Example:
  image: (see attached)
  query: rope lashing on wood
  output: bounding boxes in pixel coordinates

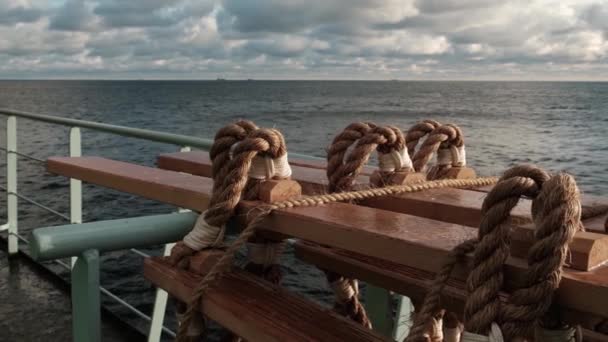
[405,239,478,342]
[326,122,375,193]
[170,120,259,340]
[324,123,413,328]
[405,119,442,158]
[464,165,550,335]
[411,123,467,180]
[499,173,581,341]
[172,125,291,341]
[174,173,497,341]
[444,311,464,342]
[405,165,583,342]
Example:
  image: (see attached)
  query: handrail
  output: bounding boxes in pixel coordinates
[0,108,324,161]
[30,212,197,261]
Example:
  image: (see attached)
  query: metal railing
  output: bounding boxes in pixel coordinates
[0,108,408,341]
[0,108,326,342]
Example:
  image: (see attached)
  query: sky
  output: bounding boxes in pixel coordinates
[0,0,607,80]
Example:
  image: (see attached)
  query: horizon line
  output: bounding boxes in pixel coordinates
[0,78,607,82]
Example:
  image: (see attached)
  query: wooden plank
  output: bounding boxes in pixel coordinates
[144,257,388,342]
[158,151,375,175]
[468,185,608,232]
[47,156,608,317]
[155,153,608,271]
[47,156,213,211]
[157,151,369,194]
[294,242,608,340]
[157,151,606,230]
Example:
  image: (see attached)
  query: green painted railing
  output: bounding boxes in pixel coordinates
[0,108,323,161]
[31,213,197,342]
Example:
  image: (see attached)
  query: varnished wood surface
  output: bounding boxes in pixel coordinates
[48,156,608,317]
[47,156,213,211]
[294,242,608,340]
[144,257,389,342]
[155,153,608,271]
[157,151,369,194]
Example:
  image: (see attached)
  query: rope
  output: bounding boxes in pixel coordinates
[464,165,550,335]
[174,126,289,341]
[412,123,467,180]
[405,239,477,342]
[175,176,498,342]
[405,165,583,342]
[500,173,581,340]
[405,119,441,157]
[326,122,375,193]
[209,120,258,191]
[325,122,416,328]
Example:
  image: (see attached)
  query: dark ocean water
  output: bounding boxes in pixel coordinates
[0,80,607,339]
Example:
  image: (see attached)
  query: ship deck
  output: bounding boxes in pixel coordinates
[0,245,145,342]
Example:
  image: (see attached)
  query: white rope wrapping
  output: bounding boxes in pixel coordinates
[246,242,285,267]
[182,211,225,250]
[176,311,205,337]
[330,278,357,302]
[378,148,413,172]
[443,324,464,342]
[535,326,581,342]
[436,145,466,167]
[248,153,292,180]
[424,317,444,342]
[461,323,504,342]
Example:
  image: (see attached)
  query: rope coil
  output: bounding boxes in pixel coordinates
[405,165,582,342]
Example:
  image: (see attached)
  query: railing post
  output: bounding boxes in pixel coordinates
[392,296,413,341]
[71,249,101,342]
[147,145,191,341]
[365,285,394,336]
[6,116,18,255]
[70,127,82,267]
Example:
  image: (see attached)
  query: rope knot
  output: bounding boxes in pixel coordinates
[406,119,441,157]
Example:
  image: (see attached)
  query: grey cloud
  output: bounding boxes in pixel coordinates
[0,0,607,79]
[94,0,214,28]
[0,5,43,25]
[49,0,96,31]
[414,0,496,14]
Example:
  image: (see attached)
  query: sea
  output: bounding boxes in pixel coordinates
[0,80,607,339]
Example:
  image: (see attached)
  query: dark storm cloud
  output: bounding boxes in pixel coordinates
[0,0,606,79]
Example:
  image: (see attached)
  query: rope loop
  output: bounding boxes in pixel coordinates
[405,119,442,157]
[412,123,465,174]
[407,165,582,342]
[327,122,413,192]
[174,124,290,341]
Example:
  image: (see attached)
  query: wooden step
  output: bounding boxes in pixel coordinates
[46,156,608,317]
[144,256,388,342]
[294,242,608,340]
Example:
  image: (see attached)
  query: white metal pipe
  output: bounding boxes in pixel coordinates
[147,145,191,342]
[70,127,83,268]
[6,116,18,255]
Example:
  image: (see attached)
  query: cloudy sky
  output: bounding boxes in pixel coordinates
[1,0,607,80]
